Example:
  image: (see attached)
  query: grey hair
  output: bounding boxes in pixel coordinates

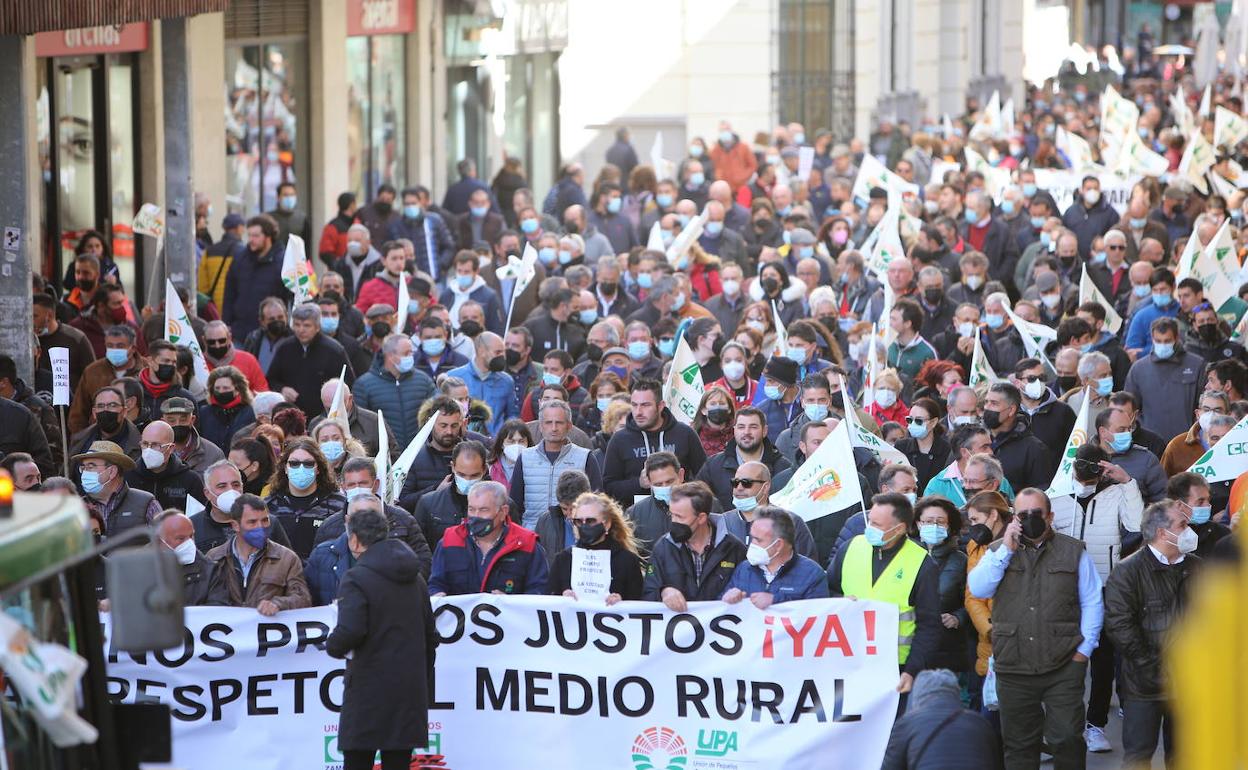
[205,459,241,484]
[347,222,371,238]
[1200,390,1232,413]
[984,291,1010,309]
[205,320,230,336]
[1140,500,1177,543]
[1210,414,1238,431]
[589,321,620,345]
[564,265,593,286]
[439,375,467,395]
[650,274,676,301]
[965,453,1004,485]
[381,333,411,357]
[291,302,321,324]
[538,399,573,422]
[947,385,979,410]
[879,463,917,490]
[105,324,137,343]
[253,391,286,416]
[346,504,389,547]
[1103,228,1127,245]
[347,491,384,516]
[917,265,944,284]
[1077,351,1111,381]
[597,254,620,272]
[467,480,509,509]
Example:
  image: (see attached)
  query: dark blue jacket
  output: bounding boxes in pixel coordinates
[438,284,506,336]
[306,532,353,605]
[428,522,548,595]
[397,443,454,511]
[414,347,469,381]
[196,402,255,454]
[725,553,830,603]
[387,212,457,281]
[352,361,436,448]
[756,396,801,444]
[222,245,292,340]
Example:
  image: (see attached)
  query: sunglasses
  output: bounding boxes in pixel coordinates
[731,478,764,488]
[287,460,316,469]
[904,416,927,425]
[1015,508,1046,518]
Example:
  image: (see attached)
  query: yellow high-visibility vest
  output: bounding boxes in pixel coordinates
[841,534,926,663]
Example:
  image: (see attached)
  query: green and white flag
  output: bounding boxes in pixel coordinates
[770,419,864,523]
[376,410,390,503]
[969,333,997,386]
[1186,412,1248,482]
[839,375,908,466]
[866,202,906,275]
[663,335,704,426]
[164,279,209,388]
[389,411,437,503]
[1004,303,1057,373]
[1079,268,1123,334]
[1215,105,1248,151]
[1177,219,1239,311]
[1179,129,1216,194]
[1045,387,1093,498]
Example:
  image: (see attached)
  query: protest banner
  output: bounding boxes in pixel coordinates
[1186,412,1248,483]
[280,234,318,306]
[850,153,919,204]
[164,279,209,388]
[1030,169,1138,215]
[105,598,900,770]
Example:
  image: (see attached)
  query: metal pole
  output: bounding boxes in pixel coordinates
[59,406,70,478]
[161,17,196,309]
[0,35,36,384]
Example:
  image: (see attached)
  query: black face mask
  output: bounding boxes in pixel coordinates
[206,344,231,360]
[172,425,192,444]
[266,320,287,337]
[706,407,731,426]
[370,322,391,339]
[95,411,120,433]
[817,315,838,330]
[923,287,943,306]
[599,282,618,297]
[1020,511,1048,541]
[710,336,726,356]
[586,343,604,363]
[761,277,780,295]
[669,520,693,543]
[78,279,97,294]
[982,409,1003,430]
[575,522,606,548]
[564,221,580,234]
[1056,375,1078,393]
[460,320,483,338]
[213,390,237,406]
[467,516,495,539]
[375,200,393,215]
[505,348,522,367]
[1199,323,1221,342]
[155,364,176,383]
[488,354,507,373]
[967,523,994,546]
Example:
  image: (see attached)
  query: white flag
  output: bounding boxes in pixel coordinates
[164,279,209,388]
[325,366,349,421]
[862,324,880,406]
[1079,269,1123,334]
[1177,219,1239,310]
[850,153,920,203]
[646,221,665,253]
[663,336,704,426]
[502,243,539,332]
[666,206,708,267]
[838,375,908,466]
[185,495,205,519]
[1056,127,1095,171]
[866,203,905,274]
[1045,387,1093,498]
[1115,123,1170,177]
[396,271,412,337]
[280,234,317,305]
[1003,303,1057,372]
[389,412,439,501]
[1171,86,1196,136]
[1186,412,1248,482]
[1179,130,1216,194]
[132,202,165,239]
[1215,105,1248,150]
[376,410,390,503]
[770,420,864,523]
[969,334,997,386]
[1199,84,1212,118]
[771,300,789,357]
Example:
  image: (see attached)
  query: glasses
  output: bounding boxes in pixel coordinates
[287,460,316,469]
[1015,508,1045,518]
[1073,460,1104,476]
[140,441,173,451]
[731,478,764,488]
[95,404,123,412]
[1106,244,1126,251]
[904,416,927,425]
[1018,374,1043,383]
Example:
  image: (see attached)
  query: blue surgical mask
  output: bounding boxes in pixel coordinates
[984,313,1004,329]
[320,316,339,335]
[454,475,478,495]
[105,348,129,367]
[653,485,672,503]
[677,214,691,228]
[637,273,654,289]
[456,274,474,290]
[1090,251,1107,265]
[579,309,598,325]
[1189,505,1212,525]
[719,130,734,144]
[658,339,677,358]
[320,441,344,461]
[242,526,270,549]
[1080,342,1093,354]
[1096,376,1113,397]
[864,523,894,548]
[965,210,979,225]
[736,493,759,512]
[786,346,807,364]
[421,338,445,357]
[521,218,539,234]
[628,341,651,360]
[542,372,561,386]
[287,465,316,489]
[1133,284,1151,298]
[558,250,573,265]
[397,354,415,373]
[606,197,623,214]
[1023,183,1038,197]
[919,524,948,546]
[538,247,557,264]
[705,221,724,236]
[596,396,612,412]
[656,193,674,208]
[1152,292,1172,308]
[671,292,686,311]
[280,195,297,211]
[470,205,489,218]
[404,204,422,219]
[1000,200,1015,215]
[1108,431,1132,453]
[1152,342,1175,360]
[689,172,705,187]
[763,384,783,401]
[1039,232,1051,248]
[803,403,829,422]
[80,470,104,495]
[908,421,929,439]
[798,245,814,259]
[1029,216,1045,229]
[1129,217,1147,229]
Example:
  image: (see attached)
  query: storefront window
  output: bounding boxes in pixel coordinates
[108,62,137,291]
[225,41,308,216]
[346,35,406,201]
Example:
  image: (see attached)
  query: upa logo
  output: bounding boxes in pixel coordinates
[631,726,688,770]
[695,728,739,757]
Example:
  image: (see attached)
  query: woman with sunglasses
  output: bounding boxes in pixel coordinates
[894,397,951,490]
[548,492,644,604]
[265,436,347,560]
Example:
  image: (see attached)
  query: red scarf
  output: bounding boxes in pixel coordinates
[139,368,174,398]
[213,394,243,411]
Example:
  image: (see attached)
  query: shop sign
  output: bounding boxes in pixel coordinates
[35,23,149,57]
[347,0,415,36]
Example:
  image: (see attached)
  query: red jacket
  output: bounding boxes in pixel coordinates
[317,214,352,264]
[709,376,757,409]
[689,262,722,303]
[867,398,910,427]
[209,349,269,394]
[354,275,402,314]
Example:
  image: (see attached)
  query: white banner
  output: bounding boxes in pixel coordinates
[1031,169,1139,215]
[105,599,899,770]
[663,335,704,425]
[1187,412,1248,483]
[49,347,70,406]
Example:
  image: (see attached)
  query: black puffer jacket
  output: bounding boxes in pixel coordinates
[882,670,1002,770]
[264,489,348,560]
[1103,545,1199,701]
[601,407,707,507]
[991,415,1057,492]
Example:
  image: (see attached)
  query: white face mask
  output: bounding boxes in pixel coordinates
[875,389,898,408]
[722,360,747,381]
[214,489,241,515]
[1166,526,1198,554]
[1040,293,1061,309]
[503,443,524,462]
[170,538,197,566]
[141,447,167,470]
[746,539,777,567]
[1023,379,1046,400]
[344,486,372,502]
[721,279,741,297]
[957,321,976,338]
[1083,189,1101,206]
[964,275,984,290]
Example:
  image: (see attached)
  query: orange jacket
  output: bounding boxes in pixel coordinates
[709,140,758,192]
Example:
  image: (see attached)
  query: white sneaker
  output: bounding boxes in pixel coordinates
[1084,723,1112,753]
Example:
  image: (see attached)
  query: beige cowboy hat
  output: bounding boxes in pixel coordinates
[71,440,136,471]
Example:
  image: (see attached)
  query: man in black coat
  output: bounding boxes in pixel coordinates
[127,420,205,512]
[1011,360,1076,466]
[327,501,438,770]
[983,382,1057,492]
[641,482,746,610]
[266,302,355,419]
[602,380,707,508]
[882,669,1002,769]
[694,407,790,510]
[411,441,490,549]
[1062,176,1120,259]
[0,395,55,478]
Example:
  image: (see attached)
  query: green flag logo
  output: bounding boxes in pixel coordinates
[680,363,700,386]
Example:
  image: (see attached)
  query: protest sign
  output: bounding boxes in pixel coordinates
[850,153,919,204]
[50,347,70,406]
[1187,412,1248,483]
[106,598,900,770]
[133,203,165,239]
[570,548,611,602]
[1030,169,1138,215]
[663,335,704,426]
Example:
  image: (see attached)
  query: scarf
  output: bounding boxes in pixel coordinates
[139,368,174,398]
[447,274,487,329]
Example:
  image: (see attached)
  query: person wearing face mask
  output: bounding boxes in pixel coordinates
[588,182,639,254]
[132,340,193,425]
[429,480,549,596]
[979,382,1056,491]
[961,190,1021,290]
[73,440,161,537]
[947,251,990,310]
[411,438,494,549]
[447,331,517,435]
[265,181,311,248]
[694,407,790,510]
[828,492,941,697]
[196,459,280,552]
[440,249,504,338]
[1125,316,1207,442]
[1166,472,1231,558]
[156,511,216,606]
[205,493,311,614]
[1184,300,1248,366]
[317,192,359,266]
[961,490,1012,699]
[642,480,746,611]
[1010,358,1076,457]
[866,368,909,428]
[385,186,456,283]
[352,334,436,449]
[968,488,1104,768]
[308,457,430,569]
[1124,267,1180,356]
[755,357,803,441]
[70,283,147,360]
[548,490,645,603]
[910,497,968,674]
[126,419,205,512]
[263,438,348,560]
[720,458,815,555]
[708,341,758,408]
[1061,176,1118,259]
[1103,500,1200,767]
[894,398,952,490]
[328,224,383,302]
[722,506,827,608]
[1092,406,1167,504]
[1161,390,1232,476]
[452,188,506,251]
